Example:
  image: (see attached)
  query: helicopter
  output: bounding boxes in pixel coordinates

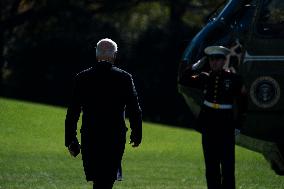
[178,0,284,174]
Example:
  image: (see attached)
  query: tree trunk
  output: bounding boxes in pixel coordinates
[0,29,3,87]
[0,4,4,93]
[168,0,185,35]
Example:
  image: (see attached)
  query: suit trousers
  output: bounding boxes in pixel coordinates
[93,179,115,189]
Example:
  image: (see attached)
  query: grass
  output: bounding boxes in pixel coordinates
[0,97,284,189]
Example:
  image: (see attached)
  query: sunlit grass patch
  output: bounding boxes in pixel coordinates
[0,97,283,189]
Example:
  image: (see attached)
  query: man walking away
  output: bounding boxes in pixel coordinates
[65,38,142,189]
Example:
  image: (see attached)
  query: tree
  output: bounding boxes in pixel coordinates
[1,0,225,125]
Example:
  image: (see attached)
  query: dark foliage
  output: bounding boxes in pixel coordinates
[0,0,223,127]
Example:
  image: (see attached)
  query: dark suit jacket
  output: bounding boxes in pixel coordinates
[65,61,142,181]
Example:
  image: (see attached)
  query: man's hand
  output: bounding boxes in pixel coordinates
[129,140,140,148]
[68,140,81,157]
[130,132,141,148]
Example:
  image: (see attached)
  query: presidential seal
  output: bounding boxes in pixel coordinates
[250,76,280,108]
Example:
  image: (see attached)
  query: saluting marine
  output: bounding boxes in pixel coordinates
[179,46,246,189]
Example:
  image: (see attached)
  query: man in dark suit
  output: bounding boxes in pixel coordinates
[65,38,142,189]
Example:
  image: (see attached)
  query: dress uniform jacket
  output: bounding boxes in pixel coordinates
[65,61,142,182]
[179,66,244,123]
[180,66,244,189]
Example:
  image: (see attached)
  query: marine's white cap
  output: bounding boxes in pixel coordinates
[204,46,231,56]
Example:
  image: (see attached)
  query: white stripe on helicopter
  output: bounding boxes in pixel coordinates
[244,52,284,62]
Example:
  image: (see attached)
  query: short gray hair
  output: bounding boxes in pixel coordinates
[96,38,118,58]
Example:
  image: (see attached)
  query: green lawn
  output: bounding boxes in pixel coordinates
[0,97,283,189]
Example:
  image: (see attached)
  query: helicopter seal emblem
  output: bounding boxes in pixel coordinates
[250,76,280,108]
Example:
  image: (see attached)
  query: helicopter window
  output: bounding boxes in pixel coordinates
[256,0,284,37]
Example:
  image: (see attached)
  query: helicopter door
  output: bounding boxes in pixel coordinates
[243,0,284,111]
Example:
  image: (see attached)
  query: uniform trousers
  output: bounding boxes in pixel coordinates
[199,106,235,189]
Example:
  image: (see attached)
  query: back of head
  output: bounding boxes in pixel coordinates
[96,38,118,62]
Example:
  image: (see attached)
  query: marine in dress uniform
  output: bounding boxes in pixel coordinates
[65,38,142,189]
[180,46,246,189]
